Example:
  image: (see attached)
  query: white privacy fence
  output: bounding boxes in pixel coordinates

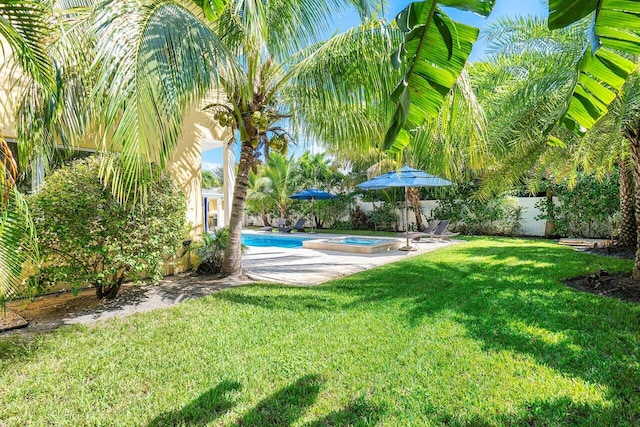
[357,197,549,237]
[245,197,554,237]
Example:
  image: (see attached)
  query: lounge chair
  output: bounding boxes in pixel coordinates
[405,219,440,241]
[281,218,307,233]
[427,220,459,241]
[275,218,290,233]
[410,220,459,241]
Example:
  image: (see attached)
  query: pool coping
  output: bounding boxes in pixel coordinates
[302,236,404,254]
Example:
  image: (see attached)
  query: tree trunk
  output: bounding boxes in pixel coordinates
[618,160,636,248]
[95,276,124,300]
[260,209,270,227]
[626,133,640,282]
[407,187,425,231]
[221,141,255,277]
[544,188,555,238]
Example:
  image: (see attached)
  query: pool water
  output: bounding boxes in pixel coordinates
[338,237,387,246]
[241,234,313,248]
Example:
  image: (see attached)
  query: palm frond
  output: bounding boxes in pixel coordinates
[287,20,401,156]
[0,181,38,308]
[0,0,53,88]
[89,0,236,203]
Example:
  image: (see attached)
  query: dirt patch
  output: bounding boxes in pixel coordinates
[1,273,251,336]
[565,270,640,303]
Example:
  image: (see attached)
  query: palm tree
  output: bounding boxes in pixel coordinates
[0,1,52,306]
[249,152,298,221]
[474,16,638,248]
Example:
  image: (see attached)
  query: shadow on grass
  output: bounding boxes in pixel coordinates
[148,380,241,426]
[304,397,385,426]
[430,396,614,426]
[217,238,640,423]
[236,374,322,426]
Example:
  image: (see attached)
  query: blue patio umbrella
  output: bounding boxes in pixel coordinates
[357,166,452,250]
[289,188,337,232]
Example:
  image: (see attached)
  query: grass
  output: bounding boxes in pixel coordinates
[1,237,639,426]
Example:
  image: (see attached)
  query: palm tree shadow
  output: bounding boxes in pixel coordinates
[304,397,385,426]
[148,380,242,426]
[236,374,323,426]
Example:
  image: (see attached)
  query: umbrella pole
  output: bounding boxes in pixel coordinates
[311,197,316,233]
[399,185,416,251]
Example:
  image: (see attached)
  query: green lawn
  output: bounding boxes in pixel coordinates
[1,238,639,426]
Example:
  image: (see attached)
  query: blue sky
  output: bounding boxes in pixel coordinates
[202,0,547,171]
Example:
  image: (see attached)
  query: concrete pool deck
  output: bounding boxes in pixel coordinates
[242,234,458,285]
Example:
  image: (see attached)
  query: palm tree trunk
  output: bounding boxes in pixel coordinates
[626,133,640,282]
[618,160,636,248]
[221,141,255,277]
[407,187,425,231]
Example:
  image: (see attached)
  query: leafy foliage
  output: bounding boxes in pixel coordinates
[192,227,244,275]
[29,156,187,299]
[367,202,397,232]
[433,183,524,236]
[549,0,640,135]
[349,206,370,230]
[385,0,494,153]
[201,170,221,189]
[535,173,620,239]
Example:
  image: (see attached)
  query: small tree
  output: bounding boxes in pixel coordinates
[29,156,186,299]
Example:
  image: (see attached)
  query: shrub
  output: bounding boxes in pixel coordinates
[349,206,370,230]
[330,220,353,230]
[29,156,187,299]
[433,183,524,236]
[535,173,619,238]
[367,202,397,231]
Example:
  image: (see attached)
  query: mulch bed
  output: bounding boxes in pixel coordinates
[565,269,640,303]
[585,244,635,260]
[562,244,639,303]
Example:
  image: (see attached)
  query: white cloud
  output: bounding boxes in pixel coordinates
[201,162,221,171]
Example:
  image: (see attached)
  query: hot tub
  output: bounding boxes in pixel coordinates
[302,236,404,254]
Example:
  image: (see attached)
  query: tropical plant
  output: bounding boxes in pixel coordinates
[383,0,495,153]
[192,227,244,275]
[367,201,397,231]
[247,152,298,220]
[292,152,344,191]
[548,0,640,135]
[29,156,186,299]
[245,169,274,226]
[535,173,620,239]
[201,170,220,189]
[432,182,524,236]
[0,0,54,306]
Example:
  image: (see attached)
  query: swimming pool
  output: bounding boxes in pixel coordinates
[241,233,315,248]
[302,236,403,254]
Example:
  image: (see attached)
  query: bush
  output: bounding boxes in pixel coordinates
[29,156,187,299]
[433,183,524,236]
[193,228,245,275]
[535,173,619,238]
[367,202,397,231]
[349,206,370,230]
